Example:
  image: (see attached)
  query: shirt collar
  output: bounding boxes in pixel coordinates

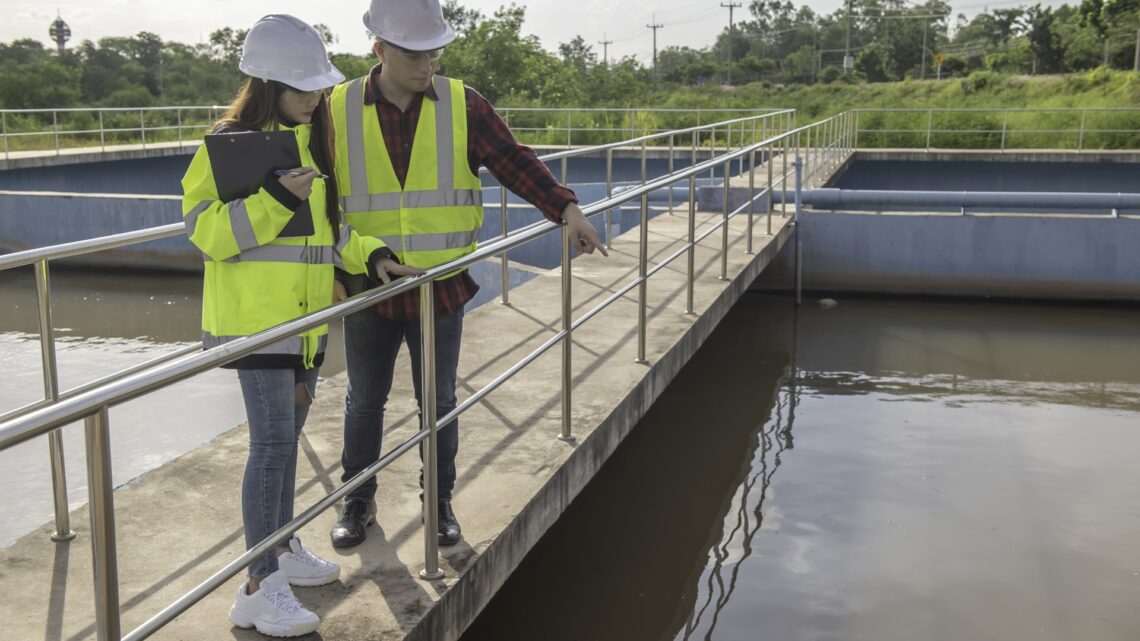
[363,64,439,106]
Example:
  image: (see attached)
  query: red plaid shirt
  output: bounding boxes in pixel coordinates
[362,65,578,320]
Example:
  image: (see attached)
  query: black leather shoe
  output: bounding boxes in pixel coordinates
[330,499,376,548]
[438,499,461,546]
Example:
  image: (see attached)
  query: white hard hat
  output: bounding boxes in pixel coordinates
[239,14,345,91]
[363,0,457,51]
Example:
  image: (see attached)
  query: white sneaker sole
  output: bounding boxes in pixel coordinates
[288,566,341,587]
[229,608,319,638]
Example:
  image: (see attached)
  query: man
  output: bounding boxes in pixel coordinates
[328,0,606,549]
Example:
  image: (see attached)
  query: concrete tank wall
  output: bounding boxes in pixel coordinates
[755,211,1140,301]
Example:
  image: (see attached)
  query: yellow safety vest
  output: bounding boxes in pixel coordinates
[329,74,483,278]
[181,122,385,368]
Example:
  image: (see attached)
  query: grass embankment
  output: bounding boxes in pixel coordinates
[510,69,1140,149]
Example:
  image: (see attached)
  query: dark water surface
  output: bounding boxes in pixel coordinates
[463,293,1140,641]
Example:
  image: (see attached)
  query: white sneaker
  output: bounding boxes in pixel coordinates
[228,569,319,637]
[279,536,341,587]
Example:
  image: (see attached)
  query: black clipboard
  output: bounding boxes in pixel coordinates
[204,130,314,238]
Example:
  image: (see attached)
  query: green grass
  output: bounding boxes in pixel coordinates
[502,68,1140,150]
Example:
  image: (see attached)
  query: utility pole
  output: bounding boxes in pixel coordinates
[647,16,663,81]
[599,33,613,67]
[720,2,742,85]
[921,18,928,79]
[1134,23,1139,71]
[844,0,853,77]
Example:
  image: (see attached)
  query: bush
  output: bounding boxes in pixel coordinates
[818,66,844,84]
[960,70,1000,95]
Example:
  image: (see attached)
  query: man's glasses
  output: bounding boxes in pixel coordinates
[384,42,445,64]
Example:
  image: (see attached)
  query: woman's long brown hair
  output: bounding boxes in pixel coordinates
[212,78,341,243]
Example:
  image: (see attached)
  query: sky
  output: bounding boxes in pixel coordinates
[5,0,1066,64]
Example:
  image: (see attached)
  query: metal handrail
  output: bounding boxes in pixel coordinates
[851,107,1140,151]
[0,113,813,641]
[0,106,781,159]
[0,223,185,272]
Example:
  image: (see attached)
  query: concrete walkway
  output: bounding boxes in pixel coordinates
[0,195,792,640]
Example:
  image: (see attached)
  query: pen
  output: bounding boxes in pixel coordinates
[274,169,329,179]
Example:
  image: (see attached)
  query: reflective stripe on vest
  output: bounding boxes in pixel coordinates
[207,244,336,265]
[377,229,479,253]
[183,200,211,237]
[202,331,329,358]
[340,189,482,213]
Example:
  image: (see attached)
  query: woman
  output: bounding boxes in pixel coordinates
[180,14,419,638]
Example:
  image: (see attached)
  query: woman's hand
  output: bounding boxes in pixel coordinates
[333,279,348,302]
[374,258,426,284]
[277,167,319,200]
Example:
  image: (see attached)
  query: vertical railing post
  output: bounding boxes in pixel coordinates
[499,184,509,305]
[640,139,647,187]
[636,192,649,364]
[140,110,147,148]
[1000,110,1008,152]
[605,147,613,250]
[747,149,755,254]
[767,142,774,235]
[720,160,729,281]
[925,109,933,150]
[854,110,861,150]
[99,110,106,152]
[691,129,697,179]
[177,108,183,147]
[85,406,122,641]
[1076,109,1085,150]
[53,111,60,155]
[794,157,804,307]
[35,260,74,542]
[738,122,746,176]
[418,282,444,581]
[566,110,572,148]
[559,223,574,441]
[782,129,789,218]
[686,174,696,315]
[668,134,675,215]
[2,111,8,160]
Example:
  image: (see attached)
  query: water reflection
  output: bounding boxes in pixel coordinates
[677,380,796,641]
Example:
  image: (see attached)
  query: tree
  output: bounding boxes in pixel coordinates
[312,24,337,46]
[1025,4,1064,73]
[437,5,560,103]
[993,8,1027,45]
[558,36,597,72]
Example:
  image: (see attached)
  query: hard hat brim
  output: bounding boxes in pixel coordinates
[283,67,347,92]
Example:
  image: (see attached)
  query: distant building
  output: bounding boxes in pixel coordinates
[49,15,71,55]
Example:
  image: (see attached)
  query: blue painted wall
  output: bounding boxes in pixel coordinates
[833,160,1140,193]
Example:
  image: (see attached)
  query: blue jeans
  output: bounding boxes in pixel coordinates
[341,304,463,503]
[237,366,319,578]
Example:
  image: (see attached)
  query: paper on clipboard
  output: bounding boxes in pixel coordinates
[203,130,314,237]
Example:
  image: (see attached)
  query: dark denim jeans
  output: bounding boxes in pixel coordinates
[236,366,319,578]
[341,303,463,504]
